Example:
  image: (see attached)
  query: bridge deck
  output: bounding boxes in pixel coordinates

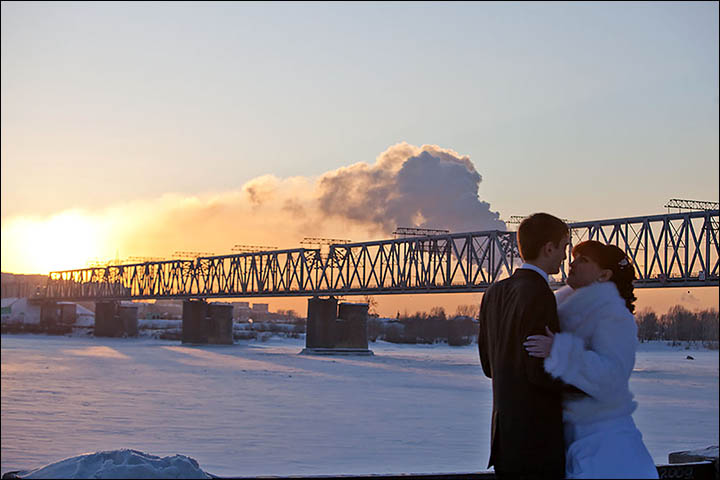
[43,210,719,301]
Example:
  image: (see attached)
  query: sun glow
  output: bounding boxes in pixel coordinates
[1,211,106,274]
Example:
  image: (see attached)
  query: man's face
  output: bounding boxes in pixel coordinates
[546,234,569,275]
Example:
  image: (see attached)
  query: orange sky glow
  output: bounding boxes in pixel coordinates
[2,3,717,317]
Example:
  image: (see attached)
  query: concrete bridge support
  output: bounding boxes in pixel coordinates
[302,297,372,355]
[95,301,119,337]
[37,301,75,334]
[95,301,138,337]
[336,303,369,350]
[118,304,139,337]
[182,300,234,345]
[40,302,74,326]
[207,303,233,345]
[305,297,338,349]
[182,300,209,344]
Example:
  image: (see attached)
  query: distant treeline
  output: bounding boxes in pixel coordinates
[369,306,478,346]
[635,305,719,347]
[366,303,719,348]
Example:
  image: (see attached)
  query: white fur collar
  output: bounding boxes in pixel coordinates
[556,281,625,331]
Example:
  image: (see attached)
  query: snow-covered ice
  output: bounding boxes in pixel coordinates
[1,334,718,477]
[10,449,211,479]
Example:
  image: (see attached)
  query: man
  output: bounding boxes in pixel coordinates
[478,213,573,479]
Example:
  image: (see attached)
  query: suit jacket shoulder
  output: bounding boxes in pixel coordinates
[485,269,554,313]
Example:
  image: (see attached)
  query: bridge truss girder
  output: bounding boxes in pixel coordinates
[45,210,719,301]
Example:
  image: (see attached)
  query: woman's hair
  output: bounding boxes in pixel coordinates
[571,240,637,314]
[518,213,569,261]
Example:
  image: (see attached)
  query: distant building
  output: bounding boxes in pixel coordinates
[1,297,42,324]
[252,303,269,313]
[0,298,95,326]
[1,273,48,299]
[141,300,182,319]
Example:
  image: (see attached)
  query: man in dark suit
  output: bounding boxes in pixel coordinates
[478,213,572,479]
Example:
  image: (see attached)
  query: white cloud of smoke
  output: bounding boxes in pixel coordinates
[317,143,505,234]
[1,142,506,273]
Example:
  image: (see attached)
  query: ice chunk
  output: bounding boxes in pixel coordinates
[18,449,211,479]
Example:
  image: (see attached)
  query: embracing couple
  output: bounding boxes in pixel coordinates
[478,213,658,479]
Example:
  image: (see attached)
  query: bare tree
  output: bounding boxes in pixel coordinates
[363,295,379,316]
[429,306,447,321]
[455,304,479,319]
[635,309,659,342]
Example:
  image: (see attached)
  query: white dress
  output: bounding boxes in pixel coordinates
[544,282,658,479]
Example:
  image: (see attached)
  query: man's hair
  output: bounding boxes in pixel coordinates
[517,213,569,261]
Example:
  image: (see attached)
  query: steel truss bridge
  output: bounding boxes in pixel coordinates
[44,210,719,301]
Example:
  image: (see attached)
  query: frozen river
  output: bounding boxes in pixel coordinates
[1,334,718,477]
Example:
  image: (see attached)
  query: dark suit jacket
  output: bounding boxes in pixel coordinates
[478,268,567,475]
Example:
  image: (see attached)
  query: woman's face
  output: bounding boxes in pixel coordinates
[567,253,608,289]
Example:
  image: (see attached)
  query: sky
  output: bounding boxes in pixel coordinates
[1,1,718,313]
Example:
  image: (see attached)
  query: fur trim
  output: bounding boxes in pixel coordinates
[548,280,640,424]
[544,332,584,379]
[558,281,627,333]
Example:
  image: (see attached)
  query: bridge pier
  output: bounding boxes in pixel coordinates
[118,304,139,337]
[207,303,233,345]
[305,297,337,349]
[36,301,75,334]
[302,297,372,355]
[94,301,118,337]
[182,300,233,345]
[94,301,138,337]
[182,300,208,344]
[336,303,369,350]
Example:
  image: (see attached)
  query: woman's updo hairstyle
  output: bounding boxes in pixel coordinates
[571,240,637,314]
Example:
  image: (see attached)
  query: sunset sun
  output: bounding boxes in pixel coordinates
[2,211,103,274]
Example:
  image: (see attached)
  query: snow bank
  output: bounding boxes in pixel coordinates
[668,445,719,463]
[1,335,717,477]
[15,449,211,479]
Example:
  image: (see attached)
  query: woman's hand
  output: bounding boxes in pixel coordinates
[524,326,555,358]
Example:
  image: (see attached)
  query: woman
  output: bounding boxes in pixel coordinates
[523,240,658,479]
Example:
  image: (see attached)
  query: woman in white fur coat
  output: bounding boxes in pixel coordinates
[524,240,658,479]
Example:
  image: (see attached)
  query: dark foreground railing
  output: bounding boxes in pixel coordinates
[2,461,716,480]
[209,475,493,480]
[204,462,718,480]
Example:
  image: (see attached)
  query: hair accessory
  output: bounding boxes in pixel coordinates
[618,258,630,267]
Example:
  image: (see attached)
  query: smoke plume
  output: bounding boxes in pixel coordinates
[1,142,506,273]
[317,143,505,234]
